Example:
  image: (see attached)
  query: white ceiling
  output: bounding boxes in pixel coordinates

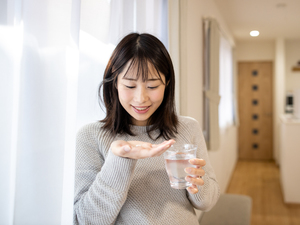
[214,0,300,41]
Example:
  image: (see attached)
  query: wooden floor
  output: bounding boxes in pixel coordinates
[226,160,300,225]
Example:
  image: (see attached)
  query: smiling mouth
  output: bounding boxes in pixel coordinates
[132,106,151,111]
[131,105,151,114]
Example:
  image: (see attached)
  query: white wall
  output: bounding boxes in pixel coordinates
[236,40,275,61]
[177,0,237,193]
[285,39,300,92]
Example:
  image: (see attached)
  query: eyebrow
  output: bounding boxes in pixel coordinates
[122,77,161,81]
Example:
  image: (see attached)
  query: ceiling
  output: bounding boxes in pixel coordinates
[214,0,300,41]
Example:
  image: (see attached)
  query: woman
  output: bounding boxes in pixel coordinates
[73,33,220,224]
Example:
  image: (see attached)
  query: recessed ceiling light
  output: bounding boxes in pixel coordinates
[250,30,259,37]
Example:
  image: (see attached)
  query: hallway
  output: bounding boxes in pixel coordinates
[226,160,300,225]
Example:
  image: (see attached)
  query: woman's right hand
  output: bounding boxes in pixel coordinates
[111,139,175,159]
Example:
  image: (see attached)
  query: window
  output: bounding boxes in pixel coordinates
[203,17,235,150]
[219,34,234,130]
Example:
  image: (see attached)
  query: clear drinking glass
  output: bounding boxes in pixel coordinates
[164,144,197,189]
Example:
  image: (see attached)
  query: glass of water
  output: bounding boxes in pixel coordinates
[164,144,197,189]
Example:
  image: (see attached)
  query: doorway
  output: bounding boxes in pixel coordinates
[238,61,273,160]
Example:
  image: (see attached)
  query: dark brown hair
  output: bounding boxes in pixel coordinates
[99,33,178,140]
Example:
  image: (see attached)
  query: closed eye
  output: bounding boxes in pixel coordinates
[125,85,135,89]
[148,86,159,89]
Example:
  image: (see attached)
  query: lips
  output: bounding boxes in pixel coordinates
[132,105,151,114]
[134,106,149,110]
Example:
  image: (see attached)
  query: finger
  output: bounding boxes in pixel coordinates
[147,139,176,158]
[127,144,164,159]
[189,158,206,167]
[186,185,198,194]
[185,176,204,186]
[184,167,205,177]
[128,141,152,149]
[151,141,170,151]
[152,140,168,147]
[120,140,176,159]
[134,142,152,150]
[152,140,176,155]
[147,145,170,157]
[155,139,176,148]
[165,139,176,146]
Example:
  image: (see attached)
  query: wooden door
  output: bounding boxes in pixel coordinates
[238,61,273,160]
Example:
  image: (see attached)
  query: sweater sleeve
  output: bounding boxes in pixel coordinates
[184,118,220,212]
[73,124,137,225]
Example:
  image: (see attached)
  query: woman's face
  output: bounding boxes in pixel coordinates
[117,62,166,126]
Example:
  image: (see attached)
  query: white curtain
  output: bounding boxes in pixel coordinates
[0,0,168,224]
[219,34,234,131]
[109,0,168,47]
[1,1,81,225]
[203,17,221,151]
[203,18,236,150]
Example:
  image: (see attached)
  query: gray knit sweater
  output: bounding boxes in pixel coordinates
[73,116,220,225]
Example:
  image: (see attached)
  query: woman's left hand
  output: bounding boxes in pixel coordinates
[184,158,206,194]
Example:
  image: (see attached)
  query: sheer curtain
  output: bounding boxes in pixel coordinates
[0,0,168,224]
[219,34,234,131]
[203,17,221,151]
[203,17,235,150]
[1,0,81,224]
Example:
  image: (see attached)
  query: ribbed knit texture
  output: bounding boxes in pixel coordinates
[73,116,220,225]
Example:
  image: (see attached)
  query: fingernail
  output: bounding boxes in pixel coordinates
[123,145,131,152]
[185,176,191,182]
[185,168,191,173]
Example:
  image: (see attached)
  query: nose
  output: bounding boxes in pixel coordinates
[134,86,148,104]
